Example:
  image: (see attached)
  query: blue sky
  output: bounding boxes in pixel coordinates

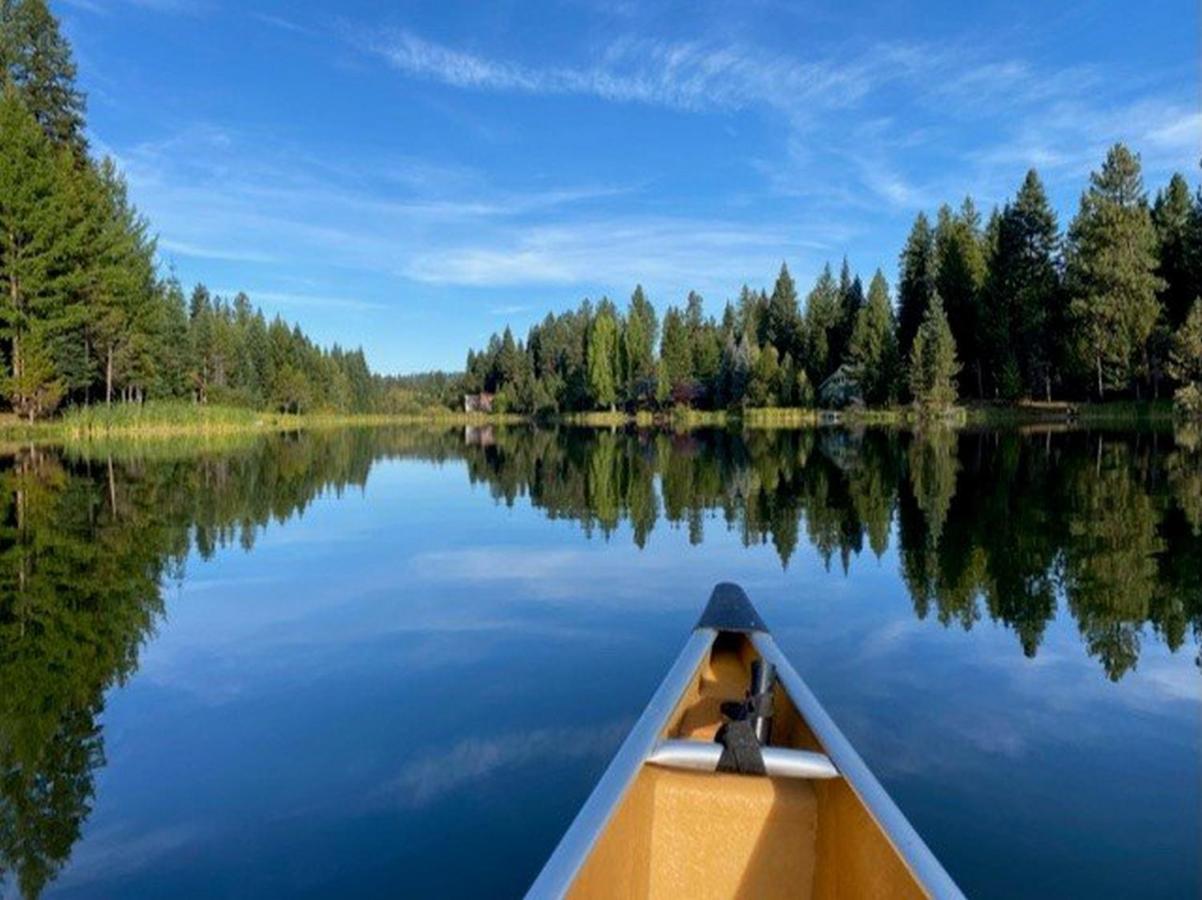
[63,0,1199,374]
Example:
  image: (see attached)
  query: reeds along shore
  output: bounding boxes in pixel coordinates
[0,398,1178,444]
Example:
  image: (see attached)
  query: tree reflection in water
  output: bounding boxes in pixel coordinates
[0,424,1198,896]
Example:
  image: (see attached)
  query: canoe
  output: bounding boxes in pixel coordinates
[527,583,965,899]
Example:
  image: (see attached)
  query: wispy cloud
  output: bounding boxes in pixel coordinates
[158,238,279,265]
[375,721,629,808]
[250,12,315,36]
[365,29,873,118]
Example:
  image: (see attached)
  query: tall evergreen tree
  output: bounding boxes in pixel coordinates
[832,257,863,374]
[762,263,801,359]
[908,295,960,411]
[934,198,987,397]
[587,303,618,410]
[658,306,691,402]
[982,171,1061,399]
[897,212,936,362]
[0,88,81,419]
[621,284,657,402]
[1151,172,1197,329]
[848,270,899,406]
[803,263,842,382]
[1066,144,1164,399]
[0,0,87,154]
[80,158,156,404]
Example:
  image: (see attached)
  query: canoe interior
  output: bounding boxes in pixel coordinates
[568,632,927,899]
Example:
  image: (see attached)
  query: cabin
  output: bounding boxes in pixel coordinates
[817,364,863,410]
[463,392,495,413]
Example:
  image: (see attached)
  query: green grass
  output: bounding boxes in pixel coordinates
[0,401,525,441]
[741,407,818,428]
[0,397,1180,444]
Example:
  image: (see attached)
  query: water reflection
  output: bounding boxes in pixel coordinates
[453,425,1200,683]
[0,424,1198,896]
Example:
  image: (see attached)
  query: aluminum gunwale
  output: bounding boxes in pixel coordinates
[752,631,967,900]
[524,628,717,900]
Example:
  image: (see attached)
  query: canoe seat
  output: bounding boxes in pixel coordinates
[568,766,818,900]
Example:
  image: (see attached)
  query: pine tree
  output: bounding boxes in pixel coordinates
[934,198,987,397]
[81,158,156,404]
[897,212,936,360]
[803,263,841,382]
[832,257,863,374]
[908,295,960,411]
[0,88,81,419]
[735,284,764,342]
[982,172,1061,400]
[0,0,87,155]
[658,306,691,403]
[762,263,801,360]
[587,303,618,410]
[621,284,657,402]
[848,270,898,406]
[1066,144,1164,399]
[1152,173,1196,329]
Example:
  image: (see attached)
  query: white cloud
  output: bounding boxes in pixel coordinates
[365,29,873,118]
[376,720,630,807]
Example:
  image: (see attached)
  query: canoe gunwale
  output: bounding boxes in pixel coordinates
[752,632,966,900]
[525,627,718,900]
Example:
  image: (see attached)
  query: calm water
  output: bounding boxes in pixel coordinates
[0,425,1198,899]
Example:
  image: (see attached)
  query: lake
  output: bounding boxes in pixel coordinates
[0,424,1198,899]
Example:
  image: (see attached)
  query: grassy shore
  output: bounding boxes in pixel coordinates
[0,398,1181,443]
[0,401,523,441]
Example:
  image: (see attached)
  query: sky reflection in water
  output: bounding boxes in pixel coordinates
[0,426,1197,899]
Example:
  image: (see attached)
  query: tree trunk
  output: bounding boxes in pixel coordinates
[1096,356,1104,401]
[106,344,114,406]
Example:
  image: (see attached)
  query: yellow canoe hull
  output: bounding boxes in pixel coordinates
[529,585,963,899]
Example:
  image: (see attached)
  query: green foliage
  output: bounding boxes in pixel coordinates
[747,343,780,407]
[897,212,936,360]
[983,171,1062,400]
[848,271,898,406]
[0,16,380,422]
[935,198,987,396]
[762,263,801,359]
[1168,298,1202,418]
[908,295,960,411]
[0,0,86,155]
[803,263,841,382]
[658,305,691,400]
[1066,144,1164,399]
[1152,173,1198,328]
[621,284,657,403]
[587,302,618,409]
[0,88,80,420]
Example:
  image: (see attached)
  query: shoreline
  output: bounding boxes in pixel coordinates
[0,399,1179,442]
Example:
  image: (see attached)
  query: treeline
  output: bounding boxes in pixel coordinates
[0,1,378,420]
[464,149,1202,416]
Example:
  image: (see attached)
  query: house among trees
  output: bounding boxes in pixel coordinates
[463,392,495,413]
[818,364,863,409]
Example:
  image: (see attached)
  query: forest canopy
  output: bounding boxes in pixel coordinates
[2,1,1199,422]
[464,153,1202,417]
